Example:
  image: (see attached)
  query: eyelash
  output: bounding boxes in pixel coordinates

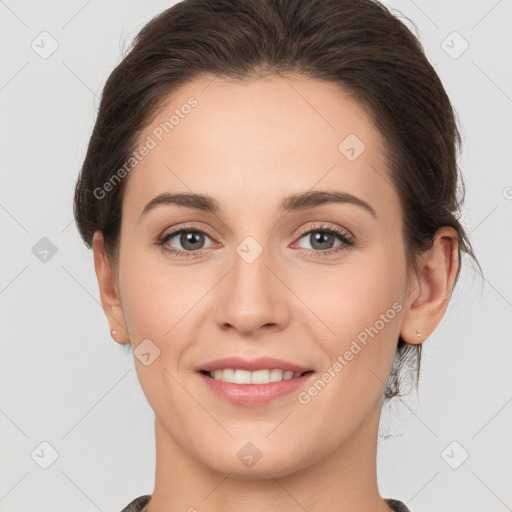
[156,223,355,259]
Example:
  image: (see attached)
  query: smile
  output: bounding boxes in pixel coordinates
[197,369,315,406]
[201,368,313,384]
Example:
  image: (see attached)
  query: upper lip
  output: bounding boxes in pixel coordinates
[196,356,313,374]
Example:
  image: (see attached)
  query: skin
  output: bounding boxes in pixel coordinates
[92,74,459,512]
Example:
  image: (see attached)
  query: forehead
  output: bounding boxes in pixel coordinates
[123,74,396,223]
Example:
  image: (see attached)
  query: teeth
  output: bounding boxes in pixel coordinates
[209,368,304,384]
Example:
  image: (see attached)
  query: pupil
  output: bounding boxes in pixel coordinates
[182,231,203,250]
[312,232,333,250]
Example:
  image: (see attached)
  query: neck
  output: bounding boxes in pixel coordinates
[145,401,392,512]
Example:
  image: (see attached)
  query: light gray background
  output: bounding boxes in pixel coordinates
[1,1,511,511]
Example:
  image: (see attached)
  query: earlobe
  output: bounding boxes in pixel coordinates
[92,231,130,344]
[400,226,460,345]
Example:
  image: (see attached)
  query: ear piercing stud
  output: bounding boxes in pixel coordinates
[416,330,422,337]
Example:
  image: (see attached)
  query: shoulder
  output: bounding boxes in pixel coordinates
[119,495,151,512]
[385,498,412,512]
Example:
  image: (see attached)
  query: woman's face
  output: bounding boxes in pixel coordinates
[109,74,418,477]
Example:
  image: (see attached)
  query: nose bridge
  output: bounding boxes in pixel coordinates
[215,233,288,333]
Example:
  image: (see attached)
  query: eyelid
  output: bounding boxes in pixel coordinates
[160,222,218,241]
[295,222,353,240]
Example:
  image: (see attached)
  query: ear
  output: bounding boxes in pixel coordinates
[400,226,460,345]
[92,231,130,344]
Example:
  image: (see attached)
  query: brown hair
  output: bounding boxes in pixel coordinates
[73,0,481,401]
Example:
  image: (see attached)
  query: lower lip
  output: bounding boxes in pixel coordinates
[197,371,315,406]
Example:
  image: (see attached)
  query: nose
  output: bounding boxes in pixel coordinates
[214,249,290,336]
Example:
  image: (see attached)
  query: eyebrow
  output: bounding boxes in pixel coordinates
[139,190,377,221]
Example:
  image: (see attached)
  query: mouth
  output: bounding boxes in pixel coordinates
[194,356,316,405]
[199,368,315,384]
[197,368,316,406]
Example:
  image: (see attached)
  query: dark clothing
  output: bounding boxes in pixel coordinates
[121,494,411,511]
[120,495,150,512]
[385,498,412,511]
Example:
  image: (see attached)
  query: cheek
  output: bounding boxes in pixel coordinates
[303,240,407,388]
[117,250,169,349]
[315,249,405,335]
[313,275,403,373]
[296,261,405,438]
[117,250,221,407]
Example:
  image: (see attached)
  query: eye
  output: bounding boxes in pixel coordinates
[293,224,354,257]
[157,224,216,258]
[156,222,355,259]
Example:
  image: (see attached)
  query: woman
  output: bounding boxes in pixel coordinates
[73,0,480,510]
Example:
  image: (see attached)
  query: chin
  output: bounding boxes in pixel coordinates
[196,439,315,480]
